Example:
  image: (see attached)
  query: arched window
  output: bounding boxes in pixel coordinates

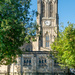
[42,2,45,17]
[39,58,46,66]
[28,48,30,51]
[26,45,32,51]
[29,59,31,65]
[50,2,53,17]
[24,58,31,66]
[46,35,49,47]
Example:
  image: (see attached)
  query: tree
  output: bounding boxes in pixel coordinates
[51,23,75,69]
[0,0,38,65]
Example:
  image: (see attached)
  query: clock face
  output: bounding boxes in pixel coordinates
[45,21,50,26]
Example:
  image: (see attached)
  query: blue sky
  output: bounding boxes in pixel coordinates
[30,0,75,29]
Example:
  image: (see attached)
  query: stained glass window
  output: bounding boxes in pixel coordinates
[46,35,49,47]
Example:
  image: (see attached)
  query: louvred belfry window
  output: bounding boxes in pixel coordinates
[50,2,53,17]
[42,1,45,17]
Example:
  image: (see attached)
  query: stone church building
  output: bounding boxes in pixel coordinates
[0,0,66,74]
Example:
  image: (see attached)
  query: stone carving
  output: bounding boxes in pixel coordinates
[38,0,41,3]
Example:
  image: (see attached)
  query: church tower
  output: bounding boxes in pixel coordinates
[37,0,59,51]
[0,0,67,73]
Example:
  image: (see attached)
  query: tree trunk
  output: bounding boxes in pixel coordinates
[7,64,10,75]
[68,68,70,75]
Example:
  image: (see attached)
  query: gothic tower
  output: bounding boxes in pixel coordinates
[37,0,59,51]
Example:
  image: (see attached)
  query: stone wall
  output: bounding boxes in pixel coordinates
[0,52,66,73]
[22,53,53,73]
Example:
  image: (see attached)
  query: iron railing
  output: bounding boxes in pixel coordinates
[0,72,74,75]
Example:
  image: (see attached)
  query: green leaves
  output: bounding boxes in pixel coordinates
[0,0,27,65]
[51,23,75,69]
[0,0,38,65]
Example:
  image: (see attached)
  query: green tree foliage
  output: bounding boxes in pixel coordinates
[51,23,75,69]
[0,0,38,65]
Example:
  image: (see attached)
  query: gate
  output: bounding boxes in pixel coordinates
[0,72,74,75]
